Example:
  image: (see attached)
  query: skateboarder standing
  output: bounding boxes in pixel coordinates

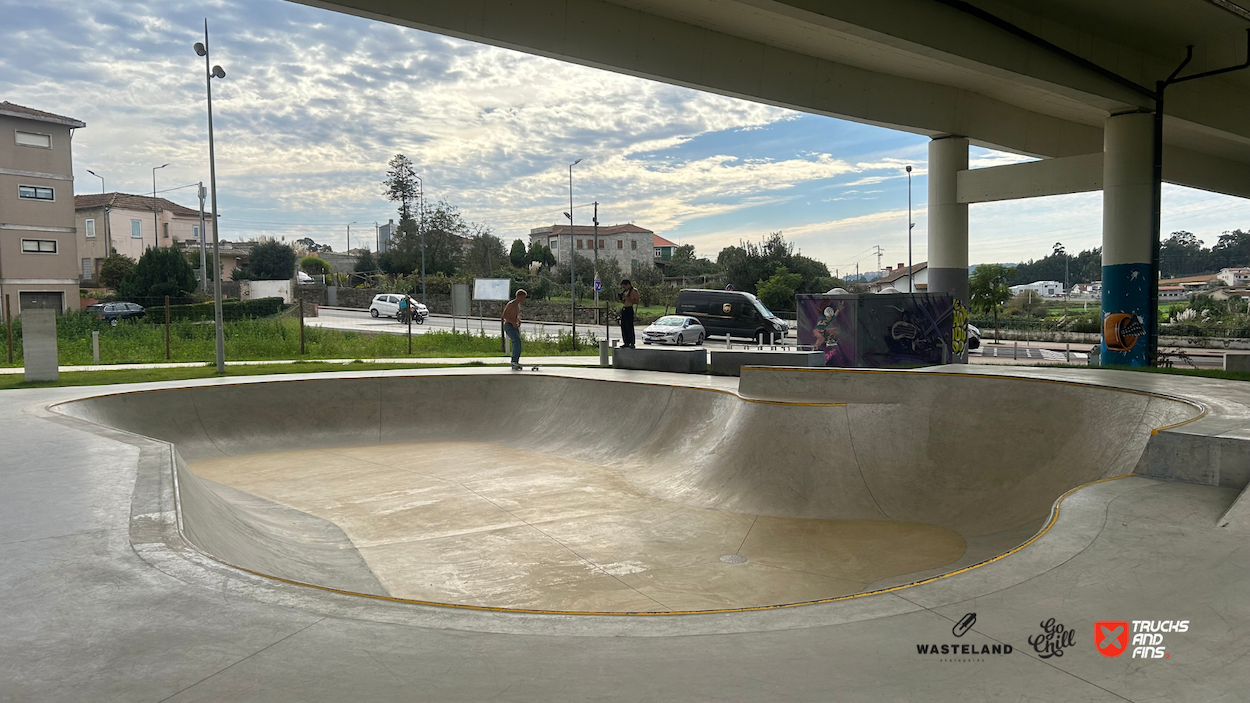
[502,289,527,370]
[619,279,640,348]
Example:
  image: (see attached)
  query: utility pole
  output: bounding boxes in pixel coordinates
[592,201,599,319]
[197,182,208,292]
[874,245,883,277]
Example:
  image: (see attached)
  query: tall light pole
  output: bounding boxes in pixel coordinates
[152,163,169,250]
[86,169,110,254]
[414,175,426,303]
[566,159,581,348]
[906,164,914,293]
[194,20,227,374]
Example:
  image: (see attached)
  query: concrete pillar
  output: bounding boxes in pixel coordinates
[1100,112,1154,367]
[927,136,970,363]
[927,136,969,303]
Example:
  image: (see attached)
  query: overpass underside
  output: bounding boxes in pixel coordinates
[293,0,1250,365]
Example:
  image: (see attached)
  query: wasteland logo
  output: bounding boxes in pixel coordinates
[916,613,1013,661]
[1027,618,1076,658]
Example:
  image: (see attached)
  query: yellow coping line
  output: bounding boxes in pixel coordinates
[54,366,1198,617]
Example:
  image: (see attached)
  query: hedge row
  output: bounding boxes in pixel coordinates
[159,297,287,323]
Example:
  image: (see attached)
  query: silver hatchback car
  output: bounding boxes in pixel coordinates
[642,315,706,346]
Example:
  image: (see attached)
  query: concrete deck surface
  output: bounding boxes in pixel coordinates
[4,365,1250,701]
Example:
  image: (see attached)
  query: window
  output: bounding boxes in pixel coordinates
[21,239,57,253]
[131,220,142,238]
[163,223,169,239]
[192,225,200,240]
[18,185,54,201]
[81,258,92,278]
[631,240,638,250]
[617,240,623,249]
[15,131,51,148]
[654,247,662,257]
[598,239,604,248]
[85,219,96,238]
[576,239,583,249]
[550,239,557,249]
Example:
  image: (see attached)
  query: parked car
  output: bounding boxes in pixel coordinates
[967,323,982,350]
[642,315,706,346]
[674,289,788,342]
[369,294,406,318]
[88,302,146,326]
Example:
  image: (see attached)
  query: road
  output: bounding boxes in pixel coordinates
[308,307,796,346]
[308,309,1227,369]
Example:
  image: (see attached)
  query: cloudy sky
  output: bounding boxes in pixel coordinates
[3,0,1248,275]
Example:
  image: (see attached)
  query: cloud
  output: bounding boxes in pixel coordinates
[2,0,1245,266]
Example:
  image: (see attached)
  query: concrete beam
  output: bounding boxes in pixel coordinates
[958,152,1103,203]
[1162,145,1250,200]
[957,145,1250,203]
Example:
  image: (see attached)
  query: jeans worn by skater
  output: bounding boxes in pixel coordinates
[621,306,635,347]
[504,322,522,364]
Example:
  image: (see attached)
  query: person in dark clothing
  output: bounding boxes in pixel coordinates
[619,279,639,348]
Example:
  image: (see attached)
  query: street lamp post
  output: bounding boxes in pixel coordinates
[906,164,914,293]
[566,159,581,348]
[152,163,169,250]
[86,169,110,254]
[194,20,227,374]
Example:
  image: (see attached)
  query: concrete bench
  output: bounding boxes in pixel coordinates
[613,346,707,374]
[709,349,825,376]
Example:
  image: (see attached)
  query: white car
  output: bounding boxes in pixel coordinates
[967,323,982,350]
[369,293,406,318]
[642,315,706,346]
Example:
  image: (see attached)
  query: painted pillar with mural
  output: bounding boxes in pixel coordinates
[1100,112,1153,366]
[927,136,970,363]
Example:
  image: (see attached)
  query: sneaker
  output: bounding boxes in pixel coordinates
[511,363,522,370]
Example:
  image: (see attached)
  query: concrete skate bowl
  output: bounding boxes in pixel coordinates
[53,369,1200,614]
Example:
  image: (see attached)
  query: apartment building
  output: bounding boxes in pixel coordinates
[529,223,655,270]
[0,101,86,312]
[74,192,207,284]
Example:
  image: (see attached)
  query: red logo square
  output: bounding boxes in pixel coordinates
[1096,621,1129,658]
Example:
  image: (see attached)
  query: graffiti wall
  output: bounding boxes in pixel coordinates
[797,293,964,367]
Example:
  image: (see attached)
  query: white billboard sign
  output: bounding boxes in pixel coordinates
[473,278,511,301]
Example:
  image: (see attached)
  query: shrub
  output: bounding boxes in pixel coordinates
[301,256,330,275]
[119,247,197,302]
[248,240,298,280]
[99,253,137,291]
[162,297,287,322]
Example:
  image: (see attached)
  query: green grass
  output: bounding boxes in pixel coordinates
[0,314,597,367]
[0,360,534,391]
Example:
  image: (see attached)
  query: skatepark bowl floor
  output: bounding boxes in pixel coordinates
[52,370,1200,614]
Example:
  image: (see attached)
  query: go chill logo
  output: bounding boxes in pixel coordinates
[1096,620,1189,659]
